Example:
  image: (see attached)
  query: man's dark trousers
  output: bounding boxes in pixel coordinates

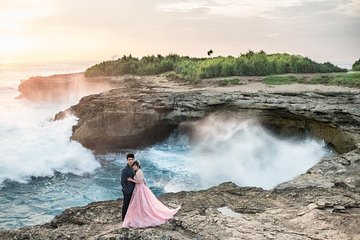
[121,164,135,220]
[122,191,133,221]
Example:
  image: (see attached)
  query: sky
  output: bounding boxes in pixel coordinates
[0,0,359,65]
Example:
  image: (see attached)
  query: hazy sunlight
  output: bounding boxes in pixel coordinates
[0,0,358,63]
[0,35,30,56]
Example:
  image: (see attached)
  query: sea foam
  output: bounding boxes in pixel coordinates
[140,115,333,191]
[0,116,100,186]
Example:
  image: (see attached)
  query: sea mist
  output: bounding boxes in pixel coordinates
[139,114,334,191]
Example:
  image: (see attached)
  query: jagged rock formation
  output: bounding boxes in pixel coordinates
[17,73,119,102]
[54,75,360,154]
[2,73,359,239]
[1,176,359,239]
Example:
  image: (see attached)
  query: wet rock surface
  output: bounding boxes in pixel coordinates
[2,74,360,239]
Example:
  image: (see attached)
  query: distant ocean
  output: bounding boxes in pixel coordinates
[334,62,353,70]
[0,62,335,229]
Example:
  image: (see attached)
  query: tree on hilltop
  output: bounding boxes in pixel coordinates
[352,58,360,71]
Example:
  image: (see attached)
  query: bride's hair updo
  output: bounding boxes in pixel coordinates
[132,161,141,169]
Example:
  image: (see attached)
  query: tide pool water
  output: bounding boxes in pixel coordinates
[0,63,334,229]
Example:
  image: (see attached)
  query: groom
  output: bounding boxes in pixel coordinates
[121,153,135,221]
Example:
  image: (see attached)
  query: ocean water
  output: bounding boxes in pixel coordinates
[0,63,334,229]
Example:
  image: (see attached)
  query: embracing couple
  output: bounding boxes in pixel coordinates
[121,153,180,228]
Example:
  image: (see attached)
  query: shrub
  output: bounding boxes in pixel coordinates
[352,58,360,71]
[85,52,346,82]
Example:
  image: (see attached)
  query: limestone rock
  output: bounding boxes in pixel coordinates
[4,74,360,239]
[17,73,120,102]
[1,182,359,240]
[54,75,360,154]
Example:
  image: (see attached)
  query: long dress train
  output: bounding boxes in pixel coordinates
[122,170,180,228]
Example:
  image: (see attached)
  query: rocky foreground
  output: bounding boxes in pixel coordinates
[4,73,360,239]
[1,170,360,239]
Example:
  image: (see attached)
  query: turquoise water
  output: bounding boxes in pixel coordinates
[0,63,334,229]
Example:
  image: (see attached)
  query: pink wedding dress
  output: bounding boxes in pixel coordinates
[122,169,180,228]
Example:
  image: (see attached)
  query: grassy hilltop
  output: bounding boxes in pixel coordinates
[85,51,360,88]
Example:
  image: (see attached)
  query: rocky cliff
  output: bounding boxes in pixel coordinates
[55,75,360,154]
[17,73,119,102]
[2,74,360,239]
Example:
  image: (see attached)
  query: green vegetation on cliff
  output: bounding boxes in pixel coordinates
[85,51,346,81]
[352,58,360,71]
[263,72,360,88]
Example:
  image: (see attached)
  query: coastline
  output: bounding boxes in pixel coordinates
[2,72,360,239]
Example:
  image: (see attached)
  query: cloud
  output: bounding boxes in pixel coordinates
[158,0,210,12]
[0,0,358,63]
[337,0,360,18]
[0,0,54,33]
[266,33,280,38]
[158,0,349,18]
[0,0,54,17]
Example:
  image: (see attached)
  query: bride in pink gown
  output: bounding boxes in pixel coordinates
[122,161,181,228]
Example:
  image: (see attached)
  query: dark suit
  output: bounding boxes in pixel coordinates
[121,164,135,220]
